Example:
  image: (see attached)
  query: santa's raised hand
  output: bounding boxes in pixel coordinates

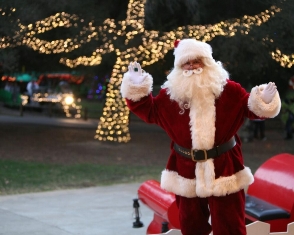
[258,82,277,104]
[128,61,145,84]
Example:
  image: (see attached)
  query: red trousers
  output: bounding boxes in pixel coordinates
[175,190,246,235]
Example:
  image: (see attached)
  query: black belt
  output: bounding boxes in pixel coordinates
[173,137,236,162]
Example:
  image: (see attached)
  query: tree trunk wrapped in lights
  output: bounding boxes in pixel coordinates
[94,56,131,143]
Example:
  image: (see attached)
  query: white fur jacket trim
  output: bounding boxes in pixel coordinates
[120,71,153,102]
[248,84,281,118]
[161,165,254,198]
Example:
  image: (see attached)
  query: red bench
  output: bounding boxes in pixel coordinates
[245,153,294,232]
[138,180,180,234]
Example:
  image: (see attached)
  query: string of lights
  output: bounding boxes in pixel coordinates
[1,0,293,143]
[271,49,294,68]
[0,11,98,54]
[58,4,287,68]
[1,2,292,66]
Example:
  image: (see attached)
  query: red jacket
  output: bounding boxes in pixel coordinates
[122,75,281,198]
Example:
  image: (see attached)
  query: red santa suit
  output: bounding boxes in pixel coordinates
[120,39,281,235]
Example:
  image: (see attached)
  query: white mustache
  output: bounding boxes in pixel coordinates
[182,68,203,77]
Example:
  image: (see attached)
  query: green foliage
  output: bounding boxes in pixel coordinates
[145,0,271,29]
[145,0,200,30]
[197,0,272,24]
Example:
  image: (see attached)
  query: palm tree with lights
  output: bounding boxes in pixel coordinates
[60,0,287,143]
[1,0,293,142]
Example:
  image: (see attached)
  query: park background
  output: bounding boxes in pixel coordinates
[0,0,294,195]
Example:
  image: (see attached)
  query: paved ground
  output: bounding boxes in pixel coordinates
[0,104,293,235]
[0,183,153,235]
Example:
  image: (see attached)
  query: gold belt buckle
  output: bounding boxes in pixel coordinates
[191,149,208,162]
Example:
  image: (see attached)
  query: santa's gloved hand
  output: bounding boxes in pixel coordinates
[258,82,277,104]
[128,62,145,84]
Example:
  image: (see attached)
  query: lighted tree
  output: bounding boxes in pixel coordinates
[1,0,293,142]
[59,0,292,143]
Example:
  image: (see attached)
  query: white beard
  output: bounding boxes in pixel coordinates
[162,63,228,149]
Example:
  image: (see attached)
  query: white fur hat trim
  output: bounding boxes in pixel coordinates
[174,39,213,68]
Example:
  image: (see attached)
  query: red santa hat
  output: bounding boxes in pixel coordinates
[173,39,213,68]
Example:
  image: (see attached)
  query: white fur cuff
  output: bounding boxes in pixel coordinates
[161,170,197,198]
[120,71,153,102]
[248,84,281,118]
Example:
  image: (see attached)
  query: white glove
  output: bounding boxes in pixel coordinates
[258,82,277,104]
[128,62,145,84]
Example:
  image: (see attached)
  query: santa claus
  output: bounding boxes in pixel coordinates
[120,39,281,235]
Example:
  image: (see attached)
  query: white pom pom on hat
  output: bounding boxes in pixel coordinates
[173,39,213,68]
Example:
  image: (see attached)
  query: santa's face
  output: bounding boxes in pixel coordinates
[181,59,204,77]
[162,57,228,110]
[181,59,204,71]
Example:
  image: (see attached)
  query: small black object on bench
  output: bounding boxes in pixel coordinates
[245,194,290,221]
